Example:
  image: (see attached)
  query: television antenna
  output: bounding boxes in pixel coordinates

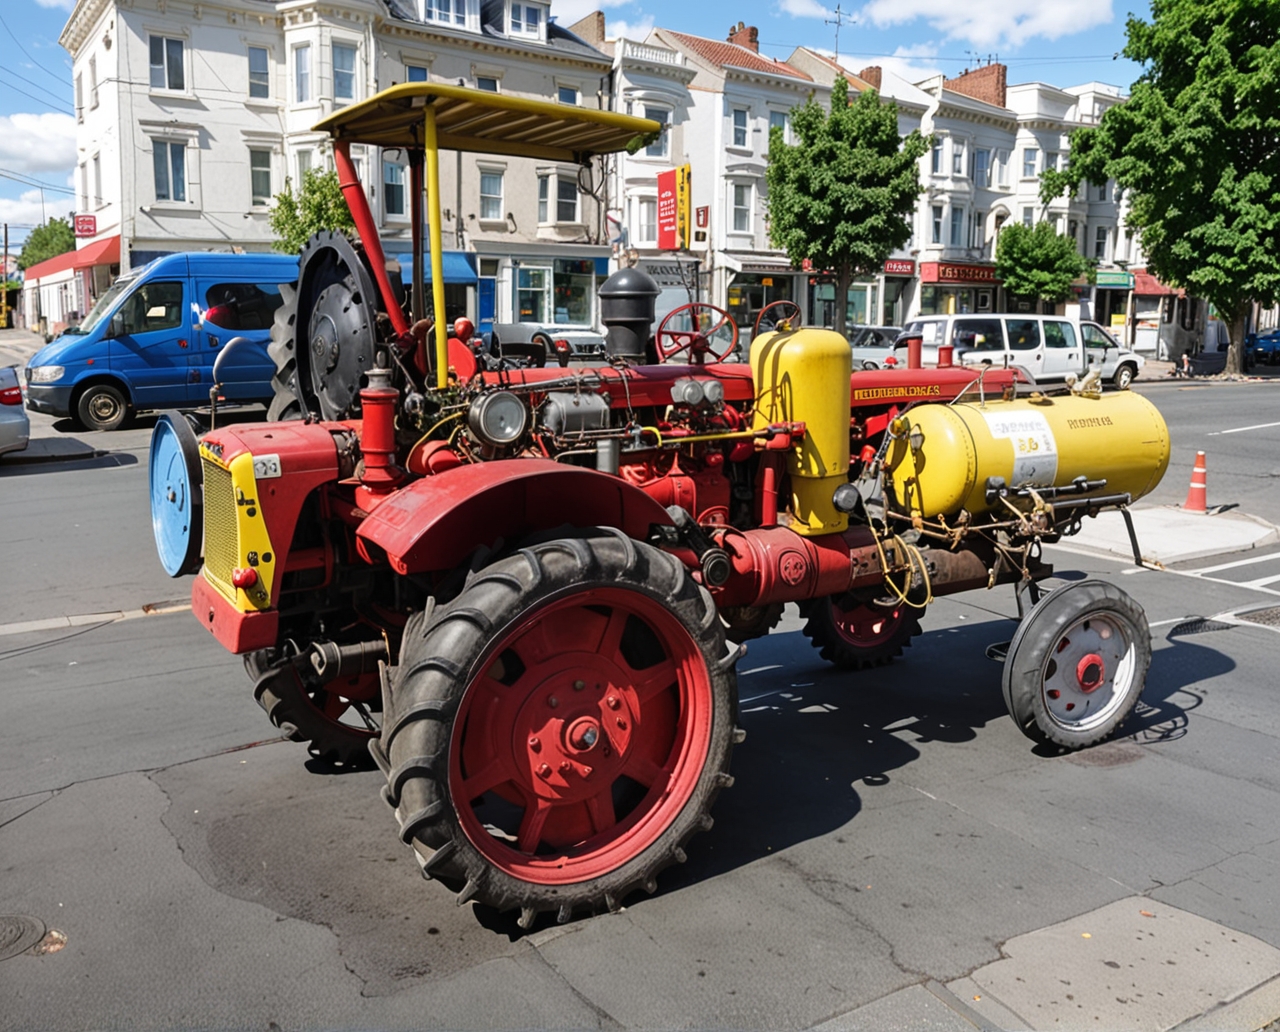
[825,4,852,62]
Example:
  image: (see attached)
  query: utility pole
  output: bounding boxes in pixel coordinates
[2,224,7,329]
[825,3,850,62]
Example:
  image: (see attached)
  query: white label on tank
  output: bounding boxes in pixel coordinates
[982,412,1059,487]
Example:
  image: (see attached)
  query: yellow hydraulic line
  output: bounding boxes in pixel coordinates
[424,104,450,390]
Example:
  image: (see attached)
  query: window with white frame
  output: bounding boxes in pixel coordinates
[1022,206,1034,227]
[636,197,657,244]
[732,183,751,233]
[974,148,991,187]
[950,207,963,246]
[296,149,312,183]
[480,170,504,220]
[250,148,272,206]
[973,210,984,249]
[149,36,185,91]
[644,106,669,158]
[295,45,311,103]
[248,46,270,98]
[423,0,467,27]
[732,108,748,148]
[1094,225,1108,259]
[931,204,943,244]
[1022,148,1038,178]
[1096,181,1108,201]
[79,162,88,211]
[1068,218,1078,250]
[406,64,428,82]
[152,139,187,202]
[931,141,942,175]
[92,153,101,208]
[1045,151,1059,172]
[333,43,357,102]
[75,73,83,122]
[558,85,578,105]
[952,142,964,175]
[517,267,550,322]
[509,2,545,38]
[383,161,405,216]
[996,149,1009,186]
[557,178,578,223]
[769,109,788,144]
[538,175,548,222]
[89,56,98,108]
[476,75,499,92]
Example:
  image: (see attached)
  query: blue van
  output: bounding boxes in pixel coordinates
[25,252,298,430]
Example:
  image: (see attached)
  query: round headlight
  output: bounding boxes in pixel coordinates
[468,391,528,447]
[672,378,704,406]
[702,379,725,405]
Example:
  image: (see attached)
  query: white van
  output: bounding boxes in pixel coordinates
[894,314,1145,387]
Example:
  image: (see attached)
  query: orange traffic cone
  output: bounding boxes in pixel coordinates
[1183,450,1208,513]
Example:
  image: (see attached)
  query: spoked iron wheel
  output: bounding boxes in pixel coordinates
[267,230,383,421]
[800,593,923,670]
[376,533,738,927]
[1002,580,1150,749]
[247,645,382,768]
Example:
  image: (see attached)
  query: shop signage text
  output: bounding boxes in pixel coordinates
[920,261,998,284]
[1095,271,1135,289]
[884,259,916,275]
[73,214,97,237]
[657,164,691,251]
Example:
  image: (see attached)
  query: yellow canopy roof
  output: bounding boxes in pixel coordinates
[314,82,663,163]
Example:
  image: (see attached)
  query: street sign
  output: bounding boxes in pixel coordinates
[695,205,708,229]
[74,214,97,237]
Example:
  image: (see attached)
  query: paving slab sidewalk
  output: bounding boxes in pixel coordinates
[1055,505,1278,566]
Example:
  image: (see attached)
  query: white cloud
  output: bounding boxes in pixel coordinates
[855,43,942,83]
[0,188,75,229]
[33,0,75,9]
[552,0,630,24]
[780,0,833,18]
[0,113,78,176]
[859,0,1112,48]
[608,16,656,40]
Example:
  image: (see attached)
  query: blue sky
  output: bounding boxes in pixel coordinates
[0,0,1149,254]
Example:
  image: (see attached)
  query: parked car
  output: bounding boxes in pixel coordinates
[24,252,298,431]
[1252,332,1280,365]
[490,322,606,365]
[846,324,901,369]
[1079,321,1146,388]
[893,314,1146,386]
[0,365,30,457]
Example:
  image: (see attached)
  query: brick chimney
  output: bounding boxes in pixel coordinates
[858,66,882,90]
[568,11,606,46]
[728,21,759,53]
[943,63,1007,108]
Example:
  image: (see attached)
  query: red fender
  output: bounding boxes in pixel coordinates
[356,459,674,575]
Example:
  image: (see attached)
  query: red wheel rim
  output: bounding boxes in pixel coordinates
[829,599,904,647]
[450,588,713,885]
[298,669,380,737]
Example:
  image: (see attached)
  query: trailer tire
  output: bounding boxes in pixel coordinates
[380,531,738,926]
[1002,580,1150,750]
[800,594,923,669]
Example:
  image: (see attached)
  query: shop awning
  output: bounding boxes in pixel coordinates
[395,251,478,284]
[23,235,121,282]
[1133,268,1184,297]
[720,250,798,275]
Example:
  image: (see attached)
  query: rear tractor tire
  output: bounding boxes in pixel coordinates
[375,532,739,926]
[1002,580,1150,749]
[800,593,923,670]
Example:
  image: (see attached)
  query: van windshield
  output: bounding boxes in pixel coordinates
[75,275,138,336]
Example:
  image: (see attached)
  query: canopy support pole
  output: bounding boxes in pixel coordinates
[409,149,425,329]
[424,105,450,390]
[332,140,408,338]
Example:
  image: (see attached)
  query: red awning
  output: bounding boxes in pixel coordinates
[1132,268,1184,297]
[23,235,121,282]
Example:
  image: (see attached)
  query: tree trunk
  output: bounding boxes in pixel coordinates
[833,264,853,337]
[1225,303,1248,376]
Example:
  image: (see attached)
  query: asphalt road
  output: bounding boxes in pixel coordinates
[1,372,1279,1031]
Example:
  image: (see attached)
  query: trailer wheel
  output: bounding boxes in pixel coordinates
[246,646,381,768]
[380,532,738,926]
[800,595,922,669]
[1002,580,1150,749]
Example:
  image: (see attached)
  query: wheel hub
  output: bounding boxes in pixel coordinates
[1076,653,1105,692]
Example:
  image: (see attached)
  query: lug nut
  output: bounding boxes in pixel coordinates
[528,736,540,751]
[559,762,572,774]
[548,696,559,709]
[537,763,551,778]
[573,679,585,691]
[606,695,620,709]
[616,718,627,730]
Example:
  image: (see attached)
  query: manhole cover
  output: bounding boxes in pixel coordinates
[1239,607,1280,628]
[0,915,46,962]
[1065,740,1146,767]
[1168,617,1234,636]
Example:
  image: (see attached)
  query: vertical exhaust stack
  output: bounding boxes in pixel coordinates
[599,267,660,360]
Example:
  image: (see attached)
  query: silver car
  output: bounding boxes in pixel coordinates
[846,325,901,369]
[0,365,30,457]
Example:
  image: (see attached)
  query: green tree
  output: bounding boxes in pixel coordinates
[766,77,930,335]
[1041,0,1280,373]
[18,217,75,270]
[995,221,1089,306]
[268,168,356,255]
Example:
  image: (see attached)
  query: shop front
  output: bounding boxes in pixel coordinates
[805,259,916,331]
[719,252,801,341]
[471,244,612,335]
[918,261,998,316]
[1092,269,1134,331]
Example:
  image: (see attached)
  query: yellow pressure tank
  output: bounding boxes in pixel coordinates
[751,327,853,535]
[884,391,1170,518]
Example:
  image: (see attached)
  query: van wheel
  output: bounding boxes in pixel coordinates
[1113,364,1135,389]
[77,383,132,432]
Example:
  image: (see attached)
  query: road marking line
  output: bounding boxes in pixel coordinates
[1209,420,1280,435]
[1239,573,1280,589]
[0,604,191,638]
[1192,552,1280,574]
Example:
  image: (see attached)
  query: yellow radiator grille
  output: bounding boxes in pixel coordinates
[202,458,237,595]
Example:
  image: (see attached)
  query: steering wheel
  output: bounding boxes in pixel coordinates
[754,300,802,339]
[654,303,739,364]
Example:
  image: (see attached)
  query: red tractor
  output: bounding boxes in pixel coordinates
[149,84,1171,927]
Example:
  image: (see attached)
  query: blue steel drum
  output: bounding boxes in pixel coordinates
[149,412,203,577]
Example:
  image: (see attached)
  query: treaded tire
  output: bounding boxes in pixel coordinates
[377,530,739,926]
[800,595,923,670]
[246,647,380,768]
[76,382,132,432]
[1002,580,1150,750]
[1113,364,1136,389]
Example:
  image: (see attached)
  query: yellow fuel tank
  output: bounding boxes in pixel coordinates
[751,327,853,535]
[884,391,1170,519]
